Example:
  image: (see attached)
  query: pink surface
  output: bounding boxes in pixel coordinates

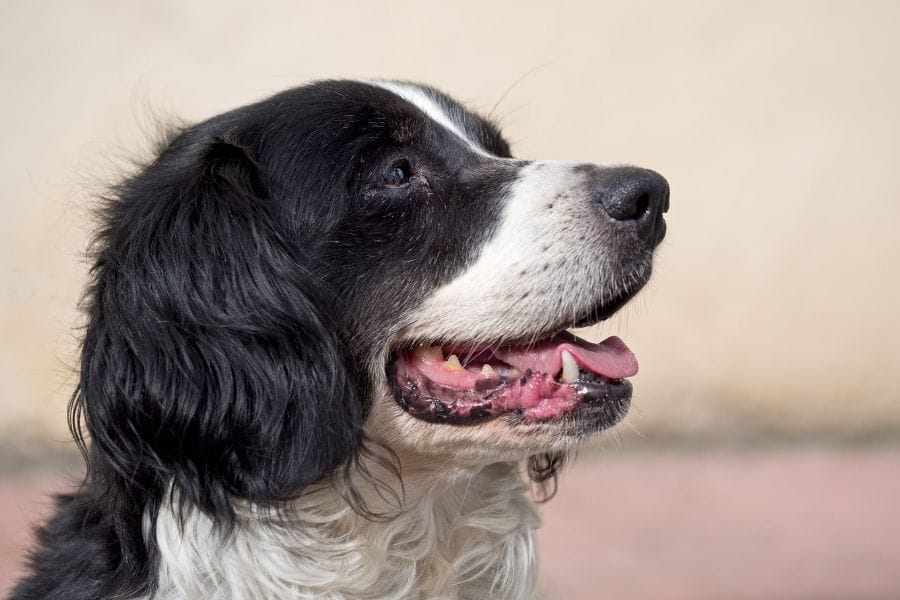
[493,334,638,380]
[3,448,900,599]
[538,448,900,599]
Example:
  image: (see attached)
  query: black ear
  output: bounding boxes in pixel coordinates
[75,132,362,520]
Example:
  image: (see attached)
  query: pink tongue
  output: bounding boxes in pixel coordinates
[493,333,638,380]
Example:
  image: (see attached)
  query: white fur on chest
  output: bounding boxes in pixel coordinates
[151,462,540,600]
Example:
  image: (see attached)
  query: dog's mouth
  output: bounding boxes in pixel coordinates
[388,330,636,426]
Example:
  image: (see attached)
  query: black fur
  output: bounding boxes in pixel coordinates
[11,80,527,599]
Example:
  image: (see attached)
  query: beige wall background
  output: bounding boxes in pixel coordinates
[2,0,899,455]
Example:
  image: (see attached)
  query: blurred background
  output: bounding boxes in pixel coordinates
[2,1,899,598]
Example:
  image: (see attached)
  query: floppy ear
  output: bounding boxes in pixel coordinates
[75,132,363,520]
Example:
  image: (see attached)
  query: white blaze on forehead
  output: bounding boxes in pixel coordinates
[368,80,493,156]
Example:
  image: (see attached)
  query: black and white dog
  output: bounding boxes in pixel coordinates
[13,80,668,600]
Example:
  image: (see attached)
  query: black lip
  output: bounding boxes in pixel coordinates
[503,374,632,430]
[525,377,632,431]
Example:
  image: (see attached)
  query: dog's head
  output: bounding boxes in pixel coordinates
[77,80,667,517]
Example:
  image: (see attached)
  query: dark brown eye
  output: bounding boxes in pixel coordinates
[385,161,411,186]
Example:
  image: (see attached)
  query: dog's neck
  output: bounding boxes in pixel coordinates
[152,461,541,600]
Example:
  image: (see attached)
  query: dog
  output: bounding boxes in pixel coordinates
[12,80,668,600]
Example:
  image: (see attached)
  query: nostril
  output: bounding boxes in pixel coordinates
[601,184,653,222]
[633,192,650,221]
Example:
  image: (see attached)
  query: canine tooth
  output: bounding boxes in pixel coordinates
[481,364,498,377]
[560,350,580,383]
[443,354,464,371]
[412,345,443,362]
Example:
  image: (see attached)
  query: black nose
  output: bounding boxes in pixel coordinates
[589,166,669,247]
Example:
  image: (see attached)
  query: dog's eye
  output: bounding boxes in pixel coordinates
[385,161,412,187]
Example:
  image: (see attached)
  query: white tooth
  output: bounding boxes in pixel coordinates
[561,350,580,383]
[443,354,464,371]
[412,345,443,362]
[481,364,498,378]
